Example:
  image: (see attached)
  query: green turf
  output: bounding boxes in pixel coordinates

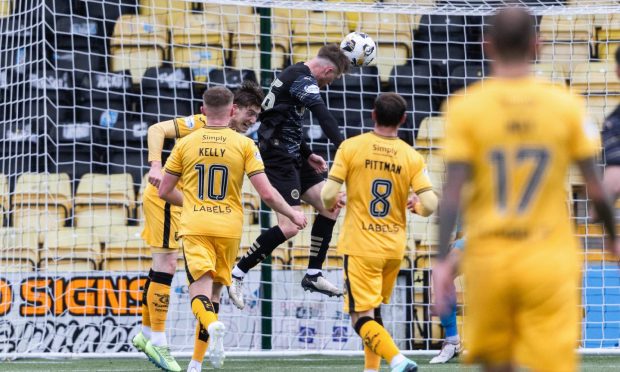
[2,355,620,371]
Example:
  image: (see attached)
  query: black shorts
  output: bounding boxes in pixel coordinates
[260,147,325,206]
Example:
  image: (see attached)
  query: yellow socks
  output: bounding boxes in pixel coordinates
[364,345,381,370]
[355,317,400,364]
[141,270,153,331]
[192,302,219,362]
[191,295,218,335]
[147,271,174,333]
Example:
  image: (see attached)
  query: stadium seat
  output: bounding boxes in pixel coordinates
[388,63,441,140]
[416,116,445,149]
[52,49,106,82]
[584,94,620,128]
[230,13,290,74]
[291,10,348,63]
[98,225,151,270]
[357,12,413,81]
[448,64,487,94]
[414,14,470,75]
[107,146,148,197]
[537,15,593,74]
[326,66,380,130]
[0,228,39,272]
[207,68,258,91]
[139,0,189,18]
[0,173,7,213]
[571,62,620,93]
[74,173,135,228]
[0,0,11,17]
[532,63,568,86]
[420,151,445,195]
[171,47,225,83]
[52,15,106,53]
[80,0,139,36]
[110,14,168,83]
[11,173,72,230]
[40,227,101,271]
[539,15,593,41]
[23,69,75,136]
[76,70,135,129]
[140,66,194,123]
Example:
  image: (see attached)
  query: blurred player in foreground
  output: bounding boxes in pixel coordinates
[322,93,438,372]
[601,47,620,202]
[133,82,264,371]
[434,7,619,372]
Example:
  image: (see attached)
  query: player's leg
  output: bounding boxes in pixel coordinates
[147,252,178,348]
[514,250,580,372]
[187,282,224,372]
[363,307,382,372]
[299,175,341,296]
[229,161,302,307]
[346,255,417,372]
[430,240,464,364]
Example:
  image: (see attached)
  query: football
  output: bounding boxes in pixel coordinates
[340,32,377,67]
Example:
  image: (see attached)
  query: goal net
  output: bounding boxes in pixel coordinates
[1,0,620,358]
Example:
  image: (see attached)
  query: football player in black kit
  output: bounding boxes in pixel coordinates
[228,44,351,308]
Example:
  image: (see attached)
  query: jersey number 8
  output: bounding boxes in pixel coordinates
[370,179,392,217]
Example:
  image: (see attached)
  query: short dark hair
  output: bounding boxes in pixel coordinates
[615,45,620,66]
[318,43,350,75]
[233,80,264,108]
[487,7,537,61]
[374,93,407,127]
[203,86,234,108]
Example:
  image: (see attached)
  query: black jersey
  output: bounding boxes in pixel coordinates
[259,62,342,159]
[603,105,620,166]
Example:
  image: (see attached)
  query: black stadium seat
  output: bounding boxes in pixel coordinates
[449,63,488,94]
[141,66,194,124]
[207,68,258,90]
[80,0,139,36]
[388,63,441,144]
[76,70,135,128]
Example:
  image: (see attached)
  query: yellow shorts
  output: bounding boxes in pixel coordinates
[141,184,182,252]
[463,245,580,372]
[182,235,240,286]
[343,254,401,313]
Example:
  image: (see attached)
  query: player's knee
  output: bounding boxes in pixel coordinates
[152,252,177,274]
[353,316,374,336]
[279,221,300,239]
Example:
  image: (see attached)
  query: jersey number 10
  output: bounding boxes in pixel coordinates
[194,164,229,201]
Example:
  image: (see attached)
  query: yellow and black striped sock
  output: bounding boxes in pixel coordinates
[192,302,219,363]
[355,317,400,364]
[147,271,174,333]
[141,269,153,331]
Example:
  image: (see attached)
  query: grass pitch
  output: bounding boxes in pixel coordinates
[3,355,620,371]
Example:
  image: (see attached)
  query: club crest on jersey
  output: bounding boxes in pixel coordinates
[304,84,320,94]
[291,189,300,200]
[255,151,262,162]
[184,115,195,129]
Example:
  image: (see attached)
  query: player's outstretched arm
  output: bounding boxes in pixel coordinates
[320,178,345,211]
[249,173,308,229]
[309,104,343,147]
[577,157,619,255]
[158,172,183,207]
[147,120,177,187]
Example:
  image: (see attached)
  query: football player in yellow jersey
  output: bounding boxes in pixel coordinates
[434,7,620,372]
[322,93,438,372]
[158,86,307,371]
[132,81,264,372]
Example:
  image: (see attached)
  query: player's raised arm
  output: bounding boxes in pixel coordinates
[249,173,307,229]
[158,139,184,207]
[147,119,178,187]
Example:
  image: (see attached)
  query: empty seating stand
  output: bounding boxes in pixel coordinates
[141,66,194,123]
[74,173,135,228]
[11,173,72,231]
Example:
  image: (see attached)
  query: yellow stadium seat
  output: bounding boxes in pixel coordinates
[0,173,7,212]
[537,40,591,74]
[595,13,620,60]
[531,63,568,86]
[416,116,445,148]
[41,227,101,270]
[111,46,165,84]
[584,94,620,129]
[171,46,225,83]
[571,62,620,93]
[0,0,11,17]
[291,10,349,63]
[0,228,39,271]
[111,14,168,50]
[204,3,255,30]
[539,15,593,42]
[74,173,135,228]
[139,0,189,16]
[99,226,152,271]
[421,152,445,195]
[357,12,413,82]
[170,11,227,46]
[11,173,72,231]
[102,257,153,271]
[231,13,290,73]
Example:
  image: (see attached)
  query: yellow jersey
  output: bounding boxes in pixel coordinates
[329,132,433,259]
[165,126,264,238]
[444,78,599,254]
